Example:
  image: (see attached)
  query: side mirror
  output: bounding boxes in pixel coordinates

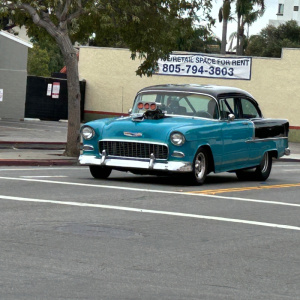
[128,108,132,114]
[228,114,235,121]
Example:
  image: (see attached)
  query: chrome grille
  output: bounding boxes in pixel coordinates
[99,141,168,159]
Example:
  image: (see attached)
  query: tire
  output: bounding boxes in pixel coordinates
[187,148,209,185]
[254,151,272,181]
[236,152,272,181]
[89,166,112,179]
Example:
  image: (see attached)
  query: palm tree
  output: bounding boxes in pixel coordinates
[219,0,232,54]
[228,31,237,53]
[236,0,265,55]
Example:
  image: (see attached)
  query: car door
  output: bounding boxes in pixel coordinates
[219,97,254,171]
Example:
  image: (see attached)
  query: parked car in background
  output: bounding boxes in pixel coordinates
[79,84,290,185]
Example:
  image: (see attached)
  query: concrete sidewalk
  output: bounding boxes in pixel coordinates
[0,119,300,166]
[0,119,77,166]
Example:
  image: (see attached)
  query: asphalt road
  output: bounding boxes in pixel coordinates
[0,162,300,299]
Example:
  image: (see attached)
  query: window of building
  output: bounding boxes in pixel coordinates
[277,3,284,15]
[294,6,299,11]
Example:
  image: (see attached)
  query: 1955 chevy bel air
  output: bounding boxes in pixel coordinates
[79,84,290,185]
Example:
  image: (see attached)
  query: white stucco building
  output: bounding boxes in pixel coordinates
[269,0,300,26]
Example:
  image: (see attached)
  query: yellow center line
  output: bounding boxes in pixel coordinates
[187,183,300,195]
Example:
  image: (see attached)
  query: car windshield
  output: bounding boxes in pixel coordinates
[132,92,219,119]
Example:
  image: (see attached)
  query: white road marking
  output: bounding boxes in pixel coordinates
[20,176,68,178]
[0,176,299,208]
[0,167,85,172]
[0,194,299,231]
[274,164,299,167]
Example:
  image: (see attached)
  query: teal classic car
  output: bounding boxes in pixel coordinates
[79,84,290,185]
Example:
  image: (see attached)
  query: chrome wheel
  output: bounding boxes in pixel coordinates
[187,148,209,185]
[194,152,206,180]
[260,152,269,173]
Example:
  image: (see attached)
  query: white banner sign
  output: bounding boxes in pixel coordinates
[0,89,3,102]
[157,54,252,80]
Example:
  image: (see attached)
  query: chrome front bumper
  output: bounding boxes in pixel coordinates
[284,147,291,156]
[79,154,192,172]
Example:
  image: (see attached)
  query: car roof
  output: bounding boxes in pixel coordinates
[138,84,254,99]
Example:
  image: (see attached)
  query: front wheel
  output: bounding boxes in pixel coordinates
[89,166,112,179]
[187,148,209,185]
[236,152,272,181]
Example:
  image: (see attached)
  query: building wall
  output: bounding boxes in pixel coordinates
[78,47,300,141]
[0,34,29,120]
[270,0,300,25]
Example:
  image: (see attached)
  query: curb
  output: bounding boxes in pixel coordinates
[0,141,66,150]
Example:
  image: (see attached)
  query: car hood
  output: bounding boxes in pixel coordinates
[91,116,215,143]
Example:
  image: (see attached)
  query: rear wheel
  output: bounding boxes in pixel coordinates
[89,166,112,179]
[187,148,209,185]
[236,152,272,181]
[254,151,272,181]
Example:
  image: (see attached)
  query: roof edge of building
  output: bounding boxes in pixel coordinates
[0,30,33,48]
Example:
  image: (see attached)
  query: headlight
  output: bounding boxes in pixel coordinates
[81,126,95,140]
[170,132,185,146]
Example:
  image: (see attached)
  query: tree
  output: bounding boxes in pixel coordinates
[27,36,64,76]
[88,10,218,54]
[27,45,50,76]
[177,27,220,53]
[235,0,265,55]
[219,0,232,54]
[245,20,300,57]
[0,0,213,157]
[32,36,65,75]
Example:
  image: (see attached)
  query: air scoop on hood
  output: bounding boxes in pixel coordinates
[131,109,165,121]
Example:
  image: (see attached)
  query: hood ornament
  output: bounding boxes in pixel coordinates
[124,132,143,137]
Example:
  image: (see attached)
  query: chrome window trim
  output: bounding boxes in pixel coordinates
[134,90,220,120]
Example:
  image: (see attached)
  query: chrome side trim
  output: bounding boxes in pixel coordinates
[79,155,192,172]
[246,137,288,143]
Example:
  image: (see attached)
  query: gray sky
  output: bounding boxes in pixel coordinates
[211,0,279,39]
